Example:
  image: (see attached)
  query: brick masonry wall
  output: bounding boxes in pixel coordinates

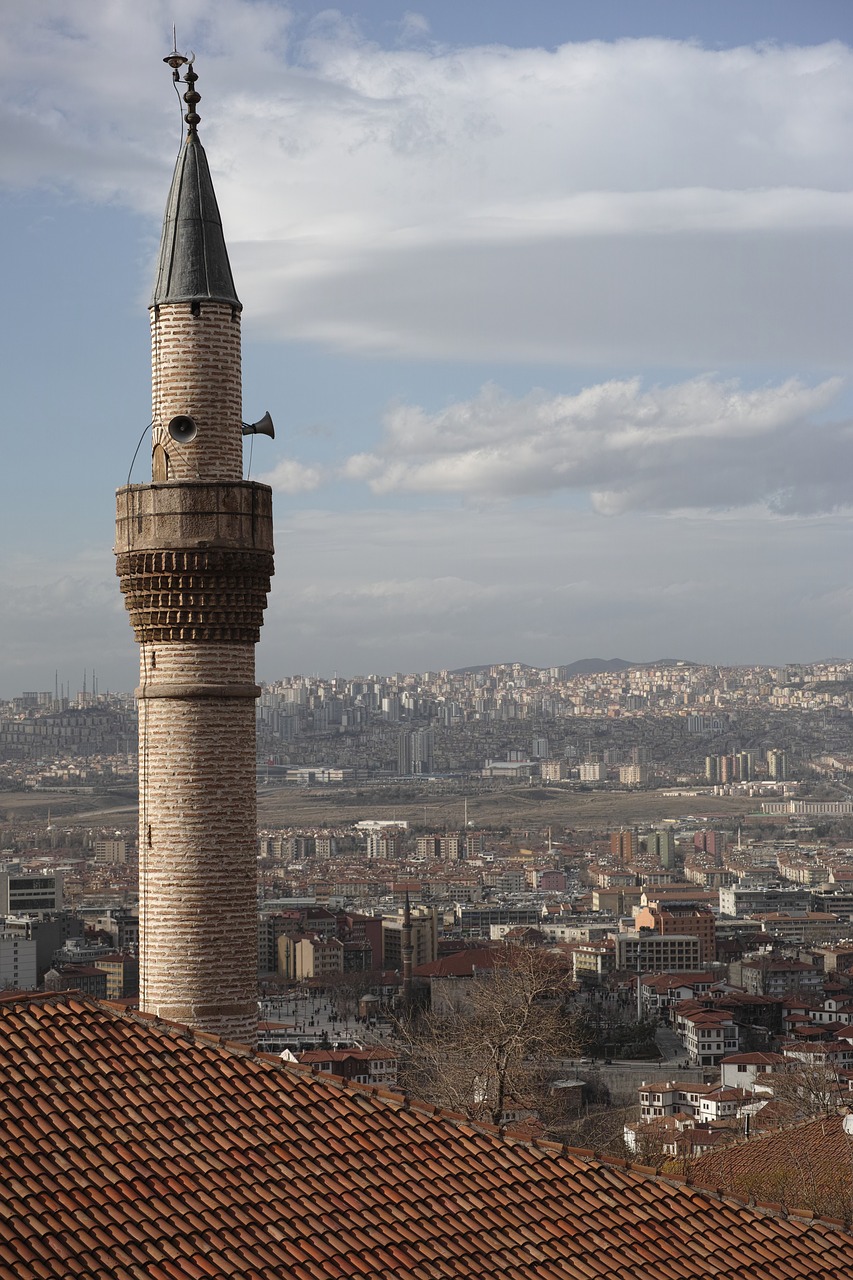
[137,642,259,1045]
[151,301,243,482]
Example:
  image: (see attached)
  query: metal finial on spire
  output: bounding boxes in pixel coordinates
[183,62,201,132]
[163,33,200,134]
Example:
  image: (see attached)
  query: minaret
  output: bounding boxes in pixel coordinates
[401,891,414,1004]
[115,56,274,1046]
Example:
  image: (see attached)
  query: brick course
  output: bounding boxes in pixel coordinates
[151,301,243,482]
[137,641,259,1044]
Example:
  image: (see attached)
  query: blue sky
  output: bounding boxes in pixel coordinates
[3,1,853,696]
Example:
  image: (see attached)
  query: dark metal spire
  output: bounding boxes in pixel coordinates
[151,56,240,309]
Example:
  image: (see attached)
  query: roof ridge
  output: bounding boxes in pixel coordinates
[9,992,853,1235]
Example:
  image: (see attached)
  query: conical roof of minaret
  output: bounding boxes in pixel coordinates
[151,129,240,309]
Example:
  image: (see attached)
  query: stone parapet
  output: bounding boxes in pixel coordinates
[116,481,273,553]
[115,481,273,644]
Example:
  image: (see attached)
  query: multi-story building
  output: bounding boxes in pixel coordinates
[295,935,344,980]
[0,912,84,981]
[397,727,434,776]
[0,873,63,917]
[719,1051,784,1091]
[647,830,675,869]
[572,940,616,984]
[45,965,108,1000]
[95,910,140,952]
[383,907,437,970]
[366,828,405,860]
[93,839,127,864]
[440,834,464,862]
[94,952,139,1000]
[739,958,823,999]
[719,885,811,918]
[578,763,604,782]
[0,936,37,991]
[759,912,840,943]
[635,901,716,963]
[416,836,442,860]
[591,886,643,914]
[694,830,725,862]
[298,1047,398,1086]
[673,1008,739,1066]
[610,829,639,863]
[615,932,702,973]
[767,749,788,781]
[619,764,649,785]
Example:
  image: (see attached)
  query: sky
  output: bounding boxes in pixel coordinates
[3,1,853,696]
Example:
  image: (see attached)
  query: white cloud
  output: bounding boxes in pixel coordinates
[398,12,431,41]
[342,375,847,512]
[2,8,853,363]
[259,456,323,493]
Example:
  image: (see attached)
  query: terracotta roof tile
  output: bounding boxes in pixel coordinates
[0,993,852,1277]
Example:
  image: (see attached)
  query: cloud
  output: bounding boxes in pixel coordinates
[256,504,853,677]
[2,8,853,363]
[341,375,847,512]
[259,457,323,493]
[0,551,135,696]
[398,12,431,42]
[7,504,853,695]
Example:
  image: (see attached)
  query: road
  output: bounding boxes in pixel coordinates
[655,1024,688,1064]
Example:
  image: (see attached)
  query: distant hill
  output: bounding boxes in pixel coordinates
[561,657,689,674]
[448,658,691,676]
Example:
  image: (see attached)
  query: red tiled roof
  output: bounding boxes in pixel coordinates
[2,991,853,1278]
[721,1053,785,1066]
[414,946,497,977]
[298,1046,397,1064]
[691,1115,853,1221]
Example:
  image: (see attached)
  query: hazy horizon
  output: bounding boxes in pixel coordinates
[4,2,853,697]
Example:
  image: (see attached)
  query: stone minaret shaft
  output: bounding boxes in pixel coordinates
[115,65,273,1046]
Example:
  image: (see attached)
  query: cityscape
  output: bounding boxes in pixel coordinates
[4,2,853,1277]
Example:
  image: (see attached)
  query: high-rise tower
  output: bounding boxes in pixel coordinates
[401,891,414,1005]
[115,57,274,1046]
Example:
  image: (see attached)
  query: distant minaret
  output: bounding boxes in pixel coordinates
[401,891,414,1004]
[115,54,274,1046]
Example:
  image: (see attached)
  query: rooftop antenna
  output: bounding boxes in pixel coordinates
[164,26,188,80]
[163,31,199,135]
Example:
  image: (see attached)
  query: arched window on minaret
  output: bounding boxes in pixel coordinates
[152,443,170,482]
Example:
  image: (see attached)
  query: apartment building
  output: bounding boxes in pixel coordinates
[615,932,702,973]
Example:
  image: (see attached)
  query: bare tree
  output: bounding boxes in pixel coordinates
[396,946,585,1130]
[764,1057,851,1119]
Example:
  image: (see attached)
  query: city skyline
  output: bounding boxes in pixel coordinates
[5,1,853,697]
